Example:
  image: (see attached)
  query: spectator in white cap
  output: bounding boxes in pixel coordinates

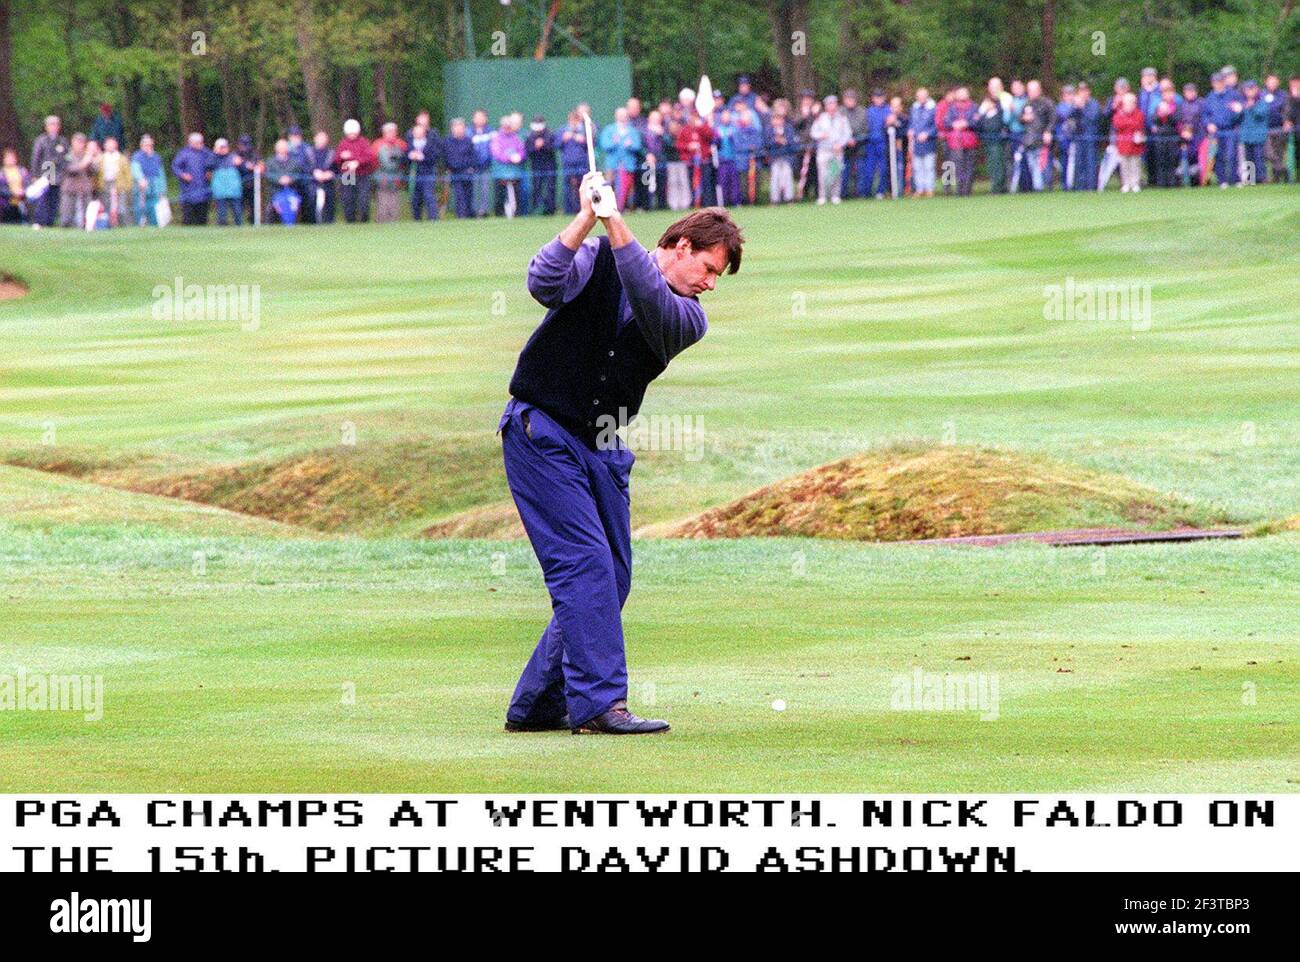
[334,117,377,222]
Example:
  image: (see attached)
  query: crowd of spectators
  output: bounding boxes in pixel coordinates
[3,66,1297,229]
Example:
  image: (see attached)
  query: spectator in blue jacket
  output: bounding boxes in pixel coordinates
[599,106,643,209]
[308,130,337,224]
[1137,68,1162,186]
[441,118,476,219]
[171,131,215,225]
[1238,81,1270,184]
[862,89,891,199]
[406,111,441,221]
[524,114,557,216]
[908,88,938,196]
[731,104,764,204]
[728,75,758,113]
[1174,83,1204,185]
[285,126,313,222]
[557,110,590,215]
[1204,71,1244,186]
[210,138,244,226]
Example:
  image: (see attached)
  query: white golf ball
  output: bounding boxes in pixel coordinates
[771,699,787,712]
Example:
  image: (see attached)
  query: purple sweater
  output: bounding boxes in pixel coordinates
[526,236,707,364]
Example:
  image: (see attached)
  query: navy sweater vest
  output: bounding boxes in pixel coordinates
[509,236,668,446]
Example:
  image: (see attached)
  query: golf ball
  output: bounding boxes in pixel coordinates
[771,699,786,712]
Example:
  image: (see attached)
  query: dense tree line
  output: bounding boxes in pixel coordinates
[1,0,1294,153]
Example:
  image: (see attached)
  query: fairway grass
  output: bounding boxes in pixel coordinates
[0,187,1297,792]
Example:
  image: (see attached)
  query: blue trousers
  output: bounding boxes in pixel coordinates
[411,176,438,220]
[861,140,887,196]
[1215,133,1238,185]
[499,400,634,727]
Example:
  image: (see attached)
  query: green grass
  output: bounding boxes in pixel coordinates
[0,187,1297,791]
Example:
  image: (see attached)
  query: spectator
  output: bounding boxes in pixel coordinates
[91,103,124,148]
[1175,83,1204,186]
[840,89,867,199]
[1150,88,1181,187]
[1286,76,1300,182]
[810,94,850,204]
[1054,85,1076,188]
[264,138,304,224]
[469,110,494,217]
[406,112,440,221]
[95,136,131,226]
[888,95,908,196]
[234,135,261,224]
[732,104,764,204]
[1111,91,1146,192]
[661,114,686,210]
[728,75,758,113]
[308,130,337,224]
[286,126,312,217]
[598,107,642,210]
[940,87,978,196]
[0,147,30,223]
[974,90,1005,194]
[1069,83,1101,190]
[1204,71,1243,187]
[1098,77,1130,190]
[1014,80,1053,192]
[626,97,650,210]
[676,108,716,207]
[1239,81,1269,185]
[910,87,939,197]
[793,89,819,200]
[130,135,166,226]
[442,117,476,219]
[525,114,557,216]
[643,108,667,210]
[862,89,892,199]
[1261,74,1288,183]
[29,115,69,227]
[764,101,800,204]
[372,122,408,223]
[59,133,97,228]
[1005,80,1027,183]
[336,118,377,222]
[1137,68,1162,186]
[713,109,738,205]
[557,110,588,215]
[490,114,525,218]
[172,131,214,225]
[210,138,244,226]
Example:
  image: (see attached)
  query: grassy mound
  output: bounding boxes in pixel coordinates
[652,446,1227,542]
[4,438,508,535]
[422,502,524,539]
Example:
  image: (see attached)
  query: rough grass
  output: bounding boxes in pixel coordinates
[651,445,1228,541]
[3,436,509,536]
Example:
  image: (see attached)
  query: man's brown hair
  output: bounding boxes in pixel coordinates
[657,207,744,275]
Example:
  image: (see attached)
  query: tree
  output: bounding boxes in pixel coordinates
[296,0,335,135]
[0,0,19,150]
[768,0,814,102]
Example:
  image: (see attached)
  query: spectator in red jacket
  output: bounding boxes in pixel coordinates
[335,118,378,222]
[940,87,979,195]
[676,112,716,207]
[1111,92,1146,192]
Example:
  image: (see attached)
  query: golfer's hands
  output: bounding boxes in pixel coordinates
[580,171,617,219]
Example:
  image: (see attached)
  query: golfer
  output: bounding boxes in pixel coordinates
[499,172,743,735]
